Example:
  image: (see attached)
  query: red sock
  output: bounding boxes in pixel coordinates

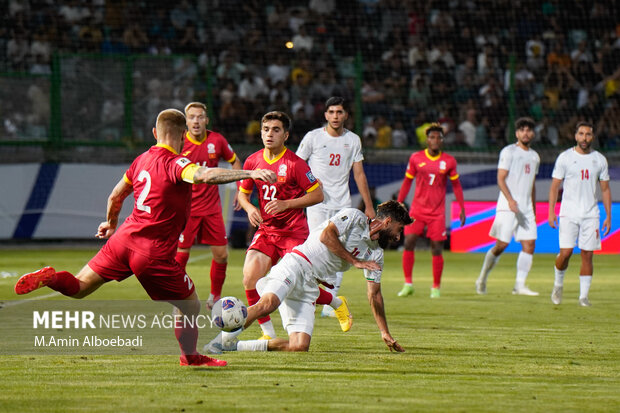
[47,271,80,296]
[246,288,271,325]
[432,255,444,288]
[402,250,414,284]
[175,251,190,272]
[175,321,198,356]
[316,287,333,305]
[210,260,227,298]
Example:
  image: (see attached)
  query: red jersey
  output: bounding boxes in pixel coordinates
[113,144,194,260]
[399,149,459,217]
[181,130,236,216]
[239,148,319,238]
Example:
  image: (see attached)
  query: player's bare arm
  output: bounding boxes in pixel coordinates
[548,178,563,229]
[193,167,276,185]
[319,222,381,271]
[353,161,376,219]
[600,180,612,236]
[237,190,262,227]
[451,177,466,226]
[231,157,244,210]
[497,168,518,213]
[367,281,404,352]
[97,178,133,239]
[264,186,324,215]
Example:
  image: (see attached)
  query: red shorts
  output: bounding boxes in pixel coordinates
[178,213,228,248]
[248,229,306,266]
[89,238,195,300]
[404,213,447,241]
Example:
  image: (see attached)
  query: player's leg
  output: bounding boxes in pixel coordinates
[427,216,448,298]
[477,211,515,294]
[242,249,277,338]
[201,213,229,309]
[398,221,420,297]
[576,217,600,306]
[476,240,508,294]
[552,218,578,304]
[429,240,443,298]
[175,216,200,271]
[512,239,538,295]
[15,263,105,298]
[175,290,227,367]
[248,277,316,352]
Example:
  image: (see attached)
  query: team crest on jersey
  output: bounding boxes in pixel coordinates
[277,164,288,183]
[340,215,348,221]
[208,143,217,159]
[439,161,446,171]
[176,157,191,168]
[306,171,317,183]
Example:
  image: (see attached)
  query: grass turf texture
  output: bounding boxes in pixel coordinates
[1,246,619,412]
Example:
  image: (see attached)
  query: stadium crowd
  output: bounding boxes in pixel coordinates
[2,0,620,149]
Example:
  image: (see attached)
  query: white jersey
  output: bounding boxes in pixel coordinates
[294,208,383,286]
[296,127,364,209]
[496,143,540,213]
[552,147,609,219]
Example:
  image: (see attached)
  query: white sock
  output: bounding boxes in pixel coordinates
[515,251,533,288]
[237,339,269,352]
[554,266,565,287]
[259,320,276,338]
[479,249,500,280]
[579,275,592,299]
[330,295,342,308]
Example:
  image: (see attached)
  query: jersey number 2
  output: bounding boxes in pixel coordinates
[136,170,152,214]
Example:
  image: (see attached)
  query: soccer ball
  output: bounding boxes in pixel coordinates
[211,296,247,332]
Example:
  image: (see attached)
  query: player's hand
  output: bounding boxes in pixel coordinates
[247,208,263,227]
[251,169,276,183]
[508,199,519,214]
[96,222,115,239]
[233,193,242,211]
[353,259,381,271]
[459,209,466,227]
[548,211,558,229]
[264,199,288,215]
[365,206,376,220]
[382,333,404,352]
[602,217,611,236]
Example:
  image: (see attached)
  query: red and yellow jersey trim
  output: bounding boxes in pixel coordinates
[156,143,179,155]
[262,148,287,165]
[424,149,441,161]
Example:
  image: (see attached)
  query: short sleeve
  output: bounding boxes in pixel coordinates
[363,249,384,283]
[351,134,364,163]
[330,209,366,237]
[296,133,312,161]
[497,146,512,171]
[551,153,566,180]
[598,154,610,181]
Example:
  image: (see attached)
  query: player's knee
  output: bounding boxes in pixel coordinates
[287,343,309,352]
[259,293,280,313]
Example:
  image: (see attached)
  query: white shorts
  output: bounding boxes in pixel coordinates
[558,216,601,251]
[306,205,342,231]
[256,254,319,336]
[489,210,537,243]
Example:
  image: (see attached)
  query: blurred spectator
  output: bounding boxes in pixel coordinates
[292,24,313,52]
[458,107,477,147]
[391,120,408,148]
[238,69,269,104]
[374,115,392,148]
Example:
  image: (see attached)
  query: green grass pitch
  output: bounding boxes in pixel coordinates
[1,246,619,412]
